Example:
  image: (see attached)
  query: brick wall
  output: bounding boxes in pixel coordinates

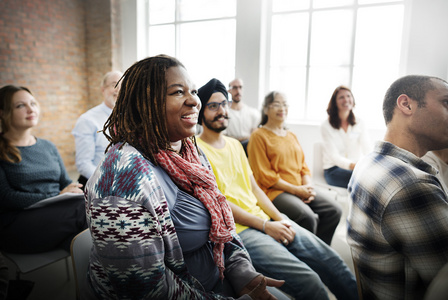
[0,0,121,173]
[85,0,122,107]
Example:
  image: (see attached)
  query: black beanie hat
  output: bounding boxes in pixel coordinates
[197,78,228,125]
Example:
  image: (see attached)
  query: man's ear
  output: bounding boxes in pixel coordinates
[396,94,413,116]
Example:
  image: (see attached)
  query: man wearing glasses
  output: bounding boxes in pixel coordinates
[226,78,261,152]
[195,78,359,300]
[72,70,122,188]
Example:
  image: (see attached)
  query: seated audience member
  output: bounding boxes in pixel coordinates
[0,85,86,253]
[247,91,342,245]
[422,148,448,193]
[84,55,283,300]
[196,78,359,300]
[321,85,372,188]
[347,75,448,299]
[72,70,123,188]
[225,78,260,150]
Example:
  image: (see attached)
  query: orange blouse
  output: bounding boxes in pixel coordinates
[247,127,311,201]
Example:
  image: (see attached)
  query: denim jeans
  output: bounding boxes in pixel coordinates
[238,218,358,300]
[324,166,353,188]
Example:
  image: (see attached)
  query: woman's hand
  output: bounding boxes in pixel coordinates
[241,275,285,300]
[291,184,316,203]
[264,220,295,245]
[60,182,83,194]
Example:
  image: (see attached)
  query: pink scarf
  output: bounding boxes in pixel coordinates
[155,138,235,279]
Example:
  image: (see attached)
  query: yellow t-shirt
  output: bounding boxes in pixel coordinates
[197,136,270,234]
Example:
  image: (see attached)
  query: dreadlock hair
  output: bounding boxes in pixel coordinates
[0,85,33,163]
[103,54,187,165]
[326,85,356,129]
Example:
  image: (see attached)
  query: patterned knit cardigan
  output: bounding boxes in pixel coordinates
[85,143,256,300]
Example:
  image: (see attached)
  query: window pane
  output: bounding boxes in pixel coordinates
[307,67,351,121]
[148,25,175,57]
[354,5,404,66]
[179,0,236,21]
[269,66,307,120]
[358,0,403,4]
[313,0,355,9]
[272,0,310,12]
[310,9,353,66]
[148,0,175,24]
[178,20,236,87]
[271,13,309,67]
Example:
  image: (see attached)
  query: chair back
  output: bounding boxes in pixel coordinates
[70,228,92,299]
[3,249,70,280]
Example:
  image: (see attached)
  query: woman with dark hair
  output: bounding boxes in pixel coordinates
[321,85,372,188]
[247,91,342,246]
[84,55,282,299]
[0,85,86,253]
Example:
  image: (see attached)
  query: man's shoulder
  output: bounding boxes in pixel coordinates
[351,142,438,203]
[79,103,109,119]
[242,103,260,116]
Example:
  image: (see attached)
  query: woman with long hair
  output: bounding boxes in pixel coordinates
[0,85,86,253]
[321,85,372,188]
[84,55,282,299]
[247,91,342,246]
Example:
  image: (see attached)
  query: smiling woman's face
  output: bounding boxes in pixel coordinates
[165,66,201,145]
[10,90,40,131]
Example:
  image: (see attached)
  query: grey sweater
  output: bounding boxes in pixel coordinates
[0,138,72,211]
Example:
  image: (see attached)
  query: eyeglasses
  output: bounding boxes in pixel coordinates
[269,102,289,109]
[206,100,228,111]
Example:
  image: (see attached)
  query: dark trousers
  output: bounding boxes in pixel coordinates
[273,187,342,245]
[0,197,87,253]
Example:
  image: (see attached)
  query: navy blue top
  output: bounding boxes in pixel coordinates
[151,162,220,291]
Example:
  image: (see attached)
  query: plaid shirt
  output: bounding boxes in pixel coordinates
[347,141,448,300]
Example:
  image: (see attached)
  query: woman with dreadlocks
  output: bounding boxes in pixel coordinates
[84,55,283,300]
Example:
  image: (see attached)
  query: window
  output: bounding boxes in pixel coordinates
[268,0,405,128]
[145,0,237,87]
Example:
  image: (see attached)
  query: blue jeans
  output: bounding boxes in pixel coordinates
[238,218,359,300]
[324,166,353,188]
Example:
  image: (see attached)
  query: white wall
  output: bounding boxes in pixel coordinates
[402,0,448,79]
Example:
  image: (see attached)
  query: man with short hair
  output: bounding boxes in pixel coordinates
[226,78,260,148]
[347,75,448,299]
[197,78,359,300]
[72,70,122,187]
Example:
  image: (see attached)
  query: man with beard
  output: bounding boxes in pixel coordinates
[196,78,359,300]
[226,78,260,152]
